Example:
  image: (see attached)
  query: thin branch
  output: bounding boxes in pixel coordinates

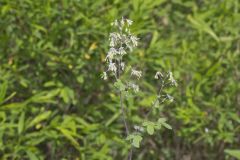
[145,77,166,118]
[128,147,133,160]
[120,90,129,135]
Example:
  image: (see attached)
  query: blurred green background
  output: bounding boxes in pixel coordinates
[0,0,240,159]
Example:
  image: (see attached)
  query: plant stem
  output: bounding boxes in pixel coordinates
[120,91,129,135]
[146,81,165,118]
[120,90,133,160]
[128,147,133,160]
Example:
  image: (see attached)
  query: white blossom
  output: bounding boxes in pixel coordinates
[130,83,139,92]
[134,125,144,132]
[131,69,142,79]
[103,18,139,80]
[109,32,120,47]
[168,71,177,86]
[118,47,126,55]
[130,35,139,47]
[106,48,117,61]
[120,62,125,70]
[126,19,133,26]
[125,39,133,51]
[120,17,125,28]
[108,62,117,73]
[110,39,115,47]
[101,72,108,80]
[154,71,163,79]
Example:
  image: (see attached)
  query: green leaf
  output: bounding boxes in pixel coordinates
[132,135,142,148]
[26,150,39,160]
[0,102,27,110]
[27,111,52,129]
[126,134,134,141]
[0,81,7,104]
[143,121,155,135]
[18,112,25,134]
[162,122,172,130]
[147,125,154,135]
[157,118,166,123]
[187,15,219,41]
[57,127,81,151]
[60,87,75,104]
[225,149,240,159]
[127,134,143,148]
[105,111,121,127]
[30,90,60,104]
[158,118,172,130]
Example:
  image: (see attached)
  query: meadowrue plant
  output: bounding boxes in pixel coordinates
[102,17,177,159]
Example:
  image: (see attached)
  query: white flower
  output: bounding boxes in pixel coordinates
[131,69,142,79]
[108,62,117,73]
[118,47,126,55]
[130,35,139,47]
[109,33,120,47]
[125,39,133,51]
[120,17,125,28]
[105,48,117,61]
[134,125,144,132]
[120,62,125,70]
[126,19,133,26]
[101,72,108,80]
[110,39,115,47]
[130,83,139,92]
[168,71,177,86]
[154,71,163,79]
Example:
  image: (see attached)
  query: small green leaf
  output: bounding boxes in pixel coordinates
[126,134,134,141]
[127,134,143,148]
[132,135,142,148]
[162,122,172,130]
[147,125,154,135]
[143,121,156,135]
[18,112,25,134]
[0,81,7,104]
[157,118,166,123]
[57,127,81,151]
[27,111,52,129]
[158,118,172,130]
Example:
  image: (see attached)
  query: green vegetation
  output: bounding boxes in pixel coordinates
[0,0,239,159]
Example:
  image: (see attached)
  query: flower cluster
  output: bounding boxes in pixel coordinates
[131,69,142,79]
[103,17,140,80]
[154,71,177,103]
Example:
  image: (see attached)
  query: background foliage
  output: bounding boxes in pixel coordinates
[0,0,239,159]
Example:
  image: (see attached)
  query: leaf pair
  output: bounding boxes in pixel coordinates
[143,118,172,135]
[127,134,143,148]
